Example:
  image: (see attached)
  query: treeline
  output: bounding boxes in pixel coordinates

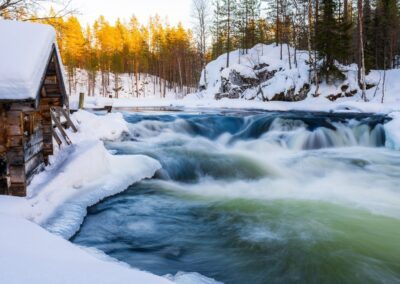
[42,14,202,97]
[210,0,400,90]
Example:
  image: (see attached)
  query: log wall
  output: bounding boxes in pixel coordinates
[0,48,67,197]
[0,106,8,195]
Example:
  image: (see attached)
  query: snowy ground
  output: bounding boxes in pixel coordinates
[3,39,400,281]
[0,111,175,284]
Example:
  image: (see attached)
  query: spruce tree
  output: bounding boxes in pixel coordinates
[316,0,351,82]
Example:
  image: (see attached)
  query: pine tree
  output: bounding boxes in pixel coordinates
[211,0,225,59]
[219,0,237,67]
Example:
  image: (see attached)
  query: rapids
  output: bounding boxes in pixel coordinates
[72,110,400,284]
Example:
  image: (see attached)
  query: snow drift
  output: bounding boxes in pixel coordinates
[0,110,173,284]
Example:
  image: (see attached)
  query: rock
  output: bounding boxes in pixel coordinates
[270,83,310,102]
[341,84,349,92]
[253,63,269,70]
[366,83,376,90]
[271,92,286,101]
[326,93,343,101]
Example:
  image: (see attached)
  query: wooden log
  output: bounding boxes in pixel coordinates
[45,84,61,94]
[6,148,24,166]
[7,125,23,136]
[24,129,43,151]
[25,142,44,162]
[25,152,44,178]
[9,166,25,184]
[45,75,58,85]
[40,97,62,106]
[7,135,23,148]
[26,162,44,186]
[6,111,23,125]
[8,183,26,197]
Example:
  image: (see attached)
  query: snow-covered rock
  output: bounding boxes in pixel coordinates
[197,43,400,104]
[384,112,400,151]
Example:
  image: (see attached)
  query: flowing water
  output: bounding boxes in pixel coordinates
[72,110,400,284]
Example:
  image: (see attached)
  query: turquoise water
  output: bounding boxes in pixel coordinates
[72,111,400,283]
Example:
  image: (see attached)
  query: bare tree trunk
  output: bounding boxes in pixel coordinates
[381,47,387,103]
[358,0,367,101]
[226,0,231,68]
[307,0,313,83]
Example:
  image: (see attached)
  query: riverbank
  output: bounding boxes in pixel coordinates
[1,103,400,284]
[70,94,400,114]
[0,110,172,284]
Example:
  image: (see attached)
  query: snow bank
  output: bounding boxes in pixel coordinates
[72,110,129,141]
[0,20,56,100]
[69,94,400,114]
[0,110,161,239]
[384,112,400,151]
[0,215,172,284]
[29,140,161,239]
[0,110,173,284]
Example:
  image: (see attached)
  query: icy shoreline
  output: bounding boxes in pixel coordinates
[70,95,400,114]
[1,104,400,284]
[69,95,400,151]
[0,110,173,284]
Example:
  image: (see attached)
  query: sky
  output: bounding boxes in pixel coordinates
[72,0,193,27]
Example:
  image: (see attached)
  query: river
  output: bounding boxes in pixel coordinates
[72,109,400,284]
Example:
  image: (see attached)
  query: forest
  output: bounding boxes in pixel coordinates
[0,0,399,98]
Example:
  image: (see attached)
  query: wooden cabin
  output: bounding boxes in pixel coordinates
[0,20,69,197]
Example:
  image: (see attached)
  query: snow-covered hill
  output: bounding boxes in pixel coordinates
[192,44,400,104]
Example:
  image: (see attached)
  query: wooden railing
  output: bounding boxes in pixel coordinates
[50,107,77,147]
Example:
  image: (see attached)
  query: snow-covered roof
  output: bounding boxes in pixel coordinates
[0,20,57,100]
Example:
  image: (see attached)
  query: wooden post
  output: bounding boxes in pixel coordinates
[79,93,85,110]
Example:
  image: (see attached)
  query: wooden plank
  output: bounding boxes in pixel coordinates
[52,128,62,147]
[58,108,78,132]
[50,111,72,145]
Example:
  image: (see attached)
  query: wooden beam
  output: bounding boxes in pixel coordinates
[58,108,78,132]
[50,111,72,145]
